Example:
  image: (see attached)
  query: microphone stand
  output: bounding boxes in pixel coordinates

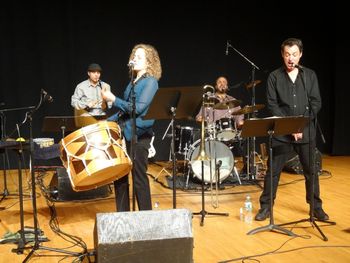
[0,111,11,203]
[278,68,336,241]
[227,42,260,182]
[129,67,137,211]
[12,91,81,261]
[170,107,177,208]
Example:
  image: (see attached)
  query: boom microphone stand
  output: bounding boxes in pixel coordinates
[227,41,260,181]
[14,91,81,261]
[278,67,336,241]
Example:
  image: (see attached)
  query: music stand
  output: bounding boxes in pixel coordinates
[144,86,203,208]
[241,116,307,236]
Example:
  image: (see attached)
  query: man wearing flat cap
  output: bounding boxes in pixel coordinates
[71,63,112,116]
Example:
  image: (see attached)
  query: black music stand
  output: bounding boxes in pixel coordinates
[144,86,203,208]
[241,116,307,236]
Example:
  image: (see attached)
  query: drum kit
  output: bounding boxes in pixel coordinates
[172,93,265,187]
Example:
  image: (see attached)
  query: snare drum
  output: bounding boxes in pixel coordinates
[215,118,236,141]
[60,121,132,191]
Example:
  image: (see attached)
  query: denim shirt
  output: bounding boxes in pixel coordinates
[108,76,158,141]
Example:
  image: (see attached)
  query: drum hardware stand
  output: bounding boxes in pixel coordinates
[277,80,336,241]
[231,161,242,185]
[154,119,176,181]
[243,116,308,237]
[193,93,229,226]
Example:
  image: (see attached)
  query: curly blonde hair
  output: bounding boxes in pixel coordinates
[129,44,162,80]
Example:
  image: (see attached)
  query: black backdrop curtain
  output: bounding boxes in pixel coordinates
[0,1,347,168]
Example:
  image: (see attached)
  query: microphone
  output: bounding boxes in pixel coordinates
[294,63,303,69]
[41,89,53,103]
[225,41,229,55]
[127,60,136,67]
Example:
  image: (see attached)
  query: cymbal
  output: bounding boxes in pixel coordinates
[213,99,241,110]
[245,80,262,89]
[231,104,265,115]
[203,97,220,107]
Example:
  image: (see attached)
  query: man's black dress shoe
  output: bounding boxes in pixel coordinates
[255,208,270,221]
[313,208,329,221]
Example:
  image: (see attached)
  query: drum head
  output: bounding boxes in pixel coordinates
[188,140,233,183]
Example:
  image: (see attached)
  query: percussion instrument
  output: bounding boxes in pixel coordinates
[60,121,131,191]
[187,139,234,183]
[174,125,200,155]
[215,118,237,141]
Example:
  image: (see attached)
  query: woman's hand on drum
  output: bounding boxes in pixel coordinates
[101,88,116,103]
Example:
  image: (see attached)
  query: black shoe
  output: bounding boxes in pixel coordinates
[255,207,270,221]
[313,208,329,221]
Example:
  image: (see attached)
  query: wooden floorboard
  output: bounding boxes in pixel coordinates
[0,155,350,262]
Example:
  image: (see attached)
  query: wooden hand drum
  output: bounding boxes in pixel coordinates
[60,121,132,191]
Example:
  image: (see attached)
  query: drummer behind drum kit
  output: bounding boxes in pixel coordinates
[171,89,265,188]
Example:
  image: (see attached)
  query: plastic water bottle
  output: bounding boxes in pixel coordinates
[244,195,253,224]
[154,201,160,210]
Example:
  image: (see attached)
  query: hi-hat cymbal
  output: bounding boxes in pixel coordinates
[231,104,265,115]
[213,99,241,110]
[246,80,262,89]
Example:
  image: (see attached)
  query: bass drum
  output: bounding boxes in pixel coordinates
[187,139,234,183]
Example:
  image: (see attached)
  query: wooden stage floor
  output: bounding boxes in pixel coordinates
[0,155,349,262]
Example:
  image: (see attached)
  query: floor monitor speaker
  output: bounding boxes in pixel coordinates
[94,209,193,263]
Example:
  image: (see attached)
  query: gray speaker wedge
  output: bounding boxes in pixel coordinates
[94,209,193,263]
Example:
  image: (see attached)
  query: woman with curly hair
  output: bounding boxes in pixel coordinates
[102,43,162,211]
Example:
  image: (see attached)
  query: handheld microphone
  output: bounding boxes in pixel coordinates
[127,60,136,67]
[294,63,303,69]
[41,89,53,103]
[225,41,229,55]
